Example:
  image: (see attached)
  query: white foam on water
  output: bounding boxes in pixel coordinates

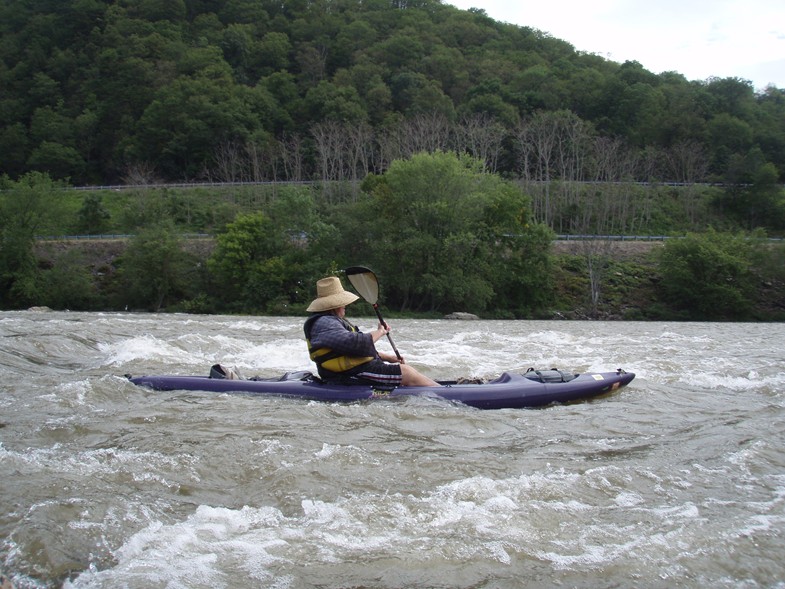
[238,317,302,332]
[224,320,269,331]
[33,378,93,408]
[678,370,785,393]
[98,335,196,367]
[0,442,196,490]
[65,505,303,588]
[614,491,645,507]
[59,459,785,588]
[231,339,312,373]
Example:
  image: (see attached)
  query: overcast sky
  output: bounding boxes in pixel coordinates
[447,0,785,90]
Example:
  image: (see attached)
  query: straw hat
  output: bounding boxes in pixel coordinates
[306,276,359,312]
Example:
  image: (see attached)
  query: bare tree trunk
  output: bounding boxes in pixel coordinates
[377,112,453,172]
[573,136,641,316]
[312,121,352,203]
[513,111,589,227]
[665,140,709,225]
[455,113,505,172]
[210,140,246,183]
[122,161,160,185]
[344,121,376,200]
[279,133,305,182]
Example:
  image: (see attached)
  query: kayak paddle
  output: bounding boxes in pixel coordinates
[344,266,403,362]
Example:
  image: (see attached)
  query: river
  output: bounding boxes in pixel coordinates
[1,311,783,588]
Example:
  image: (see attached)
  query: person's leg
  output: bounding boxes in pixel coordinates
[355,359,439,387]
[400,364,439,387]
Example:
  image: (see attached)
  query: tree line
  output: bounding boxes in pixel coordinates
[2,0,784,195]
[2,156,783,321]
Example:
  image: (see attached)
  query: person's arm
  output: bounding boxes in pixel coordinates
[378,351,405,364]
[372,323,406,363]
[370,322,389,344]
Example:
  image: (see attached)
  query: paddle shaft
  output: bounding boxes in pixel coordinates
[372,303,403,362]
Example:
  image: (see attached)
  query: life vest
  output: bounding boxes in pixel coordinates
[304,313,374,374]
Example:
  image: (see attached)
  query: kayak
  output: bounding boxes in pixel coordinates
[128,367,635,410]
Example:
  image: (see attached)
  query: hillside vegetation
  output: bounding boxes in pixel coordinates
[3,160,785,321]
[2,1,785,319]
[1,1,784,190]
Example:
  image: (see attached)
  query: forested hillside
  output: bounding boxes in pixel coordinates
[3,1,785,319]
[2,0,784,192]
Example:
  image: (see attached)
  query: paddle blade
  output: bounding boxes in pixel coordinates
[344,266,379,305]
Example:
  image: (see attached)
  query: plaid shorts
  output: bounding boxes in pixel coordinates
[354,358,403,386]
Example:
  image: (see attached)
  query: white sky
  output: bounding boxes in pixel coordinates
[447,0,785,90]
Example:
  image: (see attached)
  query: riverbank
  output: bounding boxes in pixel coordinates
[32,238,784,320]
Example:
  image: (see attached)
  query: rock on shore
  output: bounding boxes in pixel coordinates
[443,312,480,320]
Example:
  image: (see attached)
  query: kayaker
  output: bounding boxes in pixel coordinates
[304,276,439,387]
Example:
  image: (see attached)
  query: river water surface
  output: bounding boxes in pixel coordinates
[1,311,784,588]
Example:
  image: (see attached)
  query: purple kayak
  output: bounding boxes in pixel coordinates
[129,367,635,410]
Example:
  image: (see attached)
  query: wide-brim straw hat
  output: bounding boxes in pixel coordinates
[306,276,359,312]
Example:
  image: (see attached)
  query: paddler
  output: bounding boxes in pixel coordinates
[304,276,439,387]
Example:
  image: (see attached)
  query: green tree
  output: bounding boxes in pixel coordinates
[207,188,335,312]
[207,211,293,311]
[757,165,785,226]
[717,150,785,231]
[706,76,755,119]
[304,81,367,123]
[708,113,754,174]
[38,249,100,311]
[132,72,258,178]
[743,161,785,230]
[353,151,552,315]
[0,172,65,308]
[135,0,186,22]
[658,230,755,320]
[257,31,292,73]
[75,194,111,234]
[117,223,197,311]
[0,123,30,178]
[4,0,785,191]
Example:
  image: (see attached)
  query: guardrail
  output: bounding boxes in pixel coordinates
[66,181,317,191]
[35,233,783,242]
[35,233,211,240]
[62,180,766,191]
[554,234,783,242]
[554,234,672,241]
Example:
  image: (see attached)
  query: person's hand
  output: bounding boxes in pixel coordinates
[373,322,389,342]
[379,351,404,364]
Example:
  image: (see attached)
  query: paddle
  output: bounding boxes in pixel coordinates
[344,266,403,362]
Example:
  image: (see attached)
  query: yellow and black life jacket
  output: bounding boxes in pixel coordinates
[304,314,374,374]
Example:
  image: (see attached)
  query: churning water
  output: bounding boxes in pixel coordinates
[1,311,784,588]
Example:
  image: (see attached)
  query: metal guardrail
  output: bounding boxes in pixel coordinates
[66,181,316,191]
[554,234,671,241]
[35,233,211,240]
[554,234,783,242]
[35,233,783,242]
[62,180,767,191]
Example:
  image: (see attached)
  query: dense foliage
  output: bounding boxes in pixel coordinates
[2,0,785,196]
[0,172,67,307]
[658,230,757,320]
[3,157,559,316]
[4,164,784,321]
